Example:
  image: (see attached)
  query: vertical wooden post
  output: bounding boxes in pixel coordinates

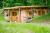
[45,9,47,15]
[37,9,38,16]
[30,7,32,16]
[41,9,42,16]
[9,9,11,22]
[19,8,21,22]
[32,8,34,16]
[8,9,10,22]
[33,8,36,16]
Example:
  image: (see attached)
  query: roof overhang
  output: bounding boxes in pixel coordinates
[3,6,48,9]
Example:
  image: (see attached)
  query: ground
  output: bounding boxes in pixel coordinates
[0,21,50,33]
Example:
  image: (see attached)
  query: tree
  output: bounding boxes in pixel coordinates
[48,0,50,7]
[4,0,15,7]
[3,0,49,7]
[0,0,3,8]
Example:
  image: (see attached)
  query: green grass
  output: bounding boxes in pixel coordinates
[32,13,50,22]
[0,21,50,33]
[0,9,5,21]
[0,9,3,14]
[0,14,5,21]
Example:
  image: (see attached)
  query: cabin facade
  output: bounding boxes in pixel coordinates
[3,6,48,23]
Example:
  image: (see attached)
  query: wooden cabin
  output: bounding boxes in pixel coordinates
[3,6,48,23]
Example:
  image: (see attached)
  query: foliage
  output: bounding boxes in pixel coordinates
[0,0,3,8]
[3,0,49,7]
[48,0,50,7]
[0,0,50,8]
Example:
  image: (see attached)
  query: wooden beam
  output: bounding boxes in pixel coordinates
[18,8,21,22]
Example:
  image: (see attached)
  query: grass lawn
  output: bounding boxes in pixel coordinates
[0,14,5,21]
[0,21,50,33]
[0,9,4,21]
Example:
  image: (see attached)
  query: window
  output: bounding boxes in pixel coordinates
[42,11,45,15]
[29,12,32,15]
[12,12,17,16]
[38,11,41,15]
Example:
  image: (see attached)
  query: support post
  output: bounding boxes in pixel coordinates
[19,8,21,22]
